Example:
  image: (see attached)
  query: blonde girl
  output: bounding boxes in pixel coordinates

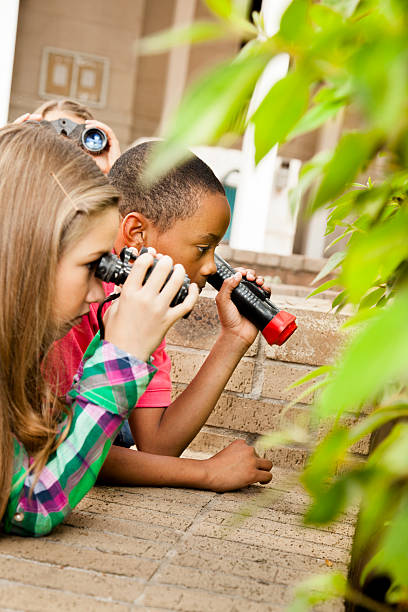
[0,121,197,536]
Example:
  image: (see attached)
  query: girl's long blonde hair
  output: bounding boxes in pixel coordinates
[0,122,119,521]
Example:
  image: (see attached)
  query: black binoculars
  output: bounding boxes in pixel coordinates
[45,117,108,155]
[95,247,190,308]
[95,248,297,346]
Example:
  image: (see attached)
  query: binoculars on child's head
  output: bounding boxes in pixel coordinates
[44,118,108,155]
[95,248,297,346]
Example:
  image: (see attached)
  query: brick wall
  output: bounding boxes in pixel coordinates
[216,244,335,287]
[167,287,368,470]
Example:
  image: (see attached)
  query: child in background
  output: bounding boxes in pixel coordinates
[57,141,273,491]
[0,121,197,536]
[15,98,121,176]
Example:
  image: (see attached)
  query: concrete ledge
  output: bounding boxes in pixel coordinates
[216,245,330,286]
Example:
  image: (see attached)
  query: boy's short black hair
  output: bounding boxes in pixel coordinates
[108,141,225,231]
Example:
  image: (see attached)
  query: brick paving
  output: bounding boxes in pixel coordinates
[0,464,354,611]
[0,282,355,610]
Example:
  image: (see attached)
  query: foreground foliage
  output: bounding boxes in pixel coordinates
[141,0,408,607]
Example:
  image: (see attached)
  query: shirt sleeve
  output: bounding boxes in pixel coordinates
[3,333,156,537]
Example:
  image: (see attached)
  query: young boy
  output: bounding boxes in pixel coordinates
[54,141,273,492]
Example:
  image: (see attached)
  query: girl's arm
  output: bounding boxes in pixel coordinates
[3,336,155,537]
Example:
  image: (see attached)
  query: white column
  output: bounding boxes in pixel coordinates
[0,0,20,127]
[229,0,292,253]
[158,0,197,136]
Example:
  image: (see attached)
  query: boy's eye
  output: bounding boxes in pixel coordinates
[197,245,210,255]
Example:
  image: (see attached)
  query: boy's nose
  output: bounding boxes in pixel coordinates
[200,256,217,278]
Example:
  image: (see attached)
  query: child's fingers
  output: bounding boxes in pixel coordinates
[235,266,256,281]
[157,263,186,303]
[169,282,199,319]
[123,251,155,289]
[256,469,273,484]
[216,272,242,304]
[13,113,29,124]
[235,267,270,291]
[142,255,174,294]
[13,113,42,124]
[256,457,273,471]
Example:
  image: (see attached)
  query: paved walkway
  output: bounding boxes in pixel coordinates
[0,463,354,612]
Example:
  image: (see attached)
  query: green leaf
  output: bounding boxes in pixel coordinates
[307,278,338,298]
[325,190,359,234]
[362,491,408,594]
[331,289,347,309]
[286,365,333,390]
[312,251,346,285]
[317,291,408,419]
[351,36,408,134]
[311,131,381,210]
[355,472,399,550]
[325,228,353,252]
[146,50,270,179]
[289,99,346,140]
[342,208,408,303]
[371,423,408,477]
[252,71,310,164]
[348,405,408,447]
[320,0,360,18]
[305,476,350,524]
[258,425,309,450]
[204,0,251,20]
[288,573,347,612]
[279,0,310,45]
[302,427,350,496]
[289,151,331,213]
[358,287,386,311]
[137,22,229,55]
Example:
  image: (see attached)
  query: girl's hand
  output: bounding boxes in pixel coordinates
[13,113,42,124]
[202,439,272,492]
[84,119,121,175]
[215,267,271,347]
[104,252,198,361]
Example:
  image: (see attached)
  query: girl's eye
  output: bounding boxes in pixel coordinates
[86,259,100,274]
[197,246,210,255]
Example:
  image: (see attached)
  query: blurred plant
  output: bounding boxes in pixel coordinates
[139,0,408,608]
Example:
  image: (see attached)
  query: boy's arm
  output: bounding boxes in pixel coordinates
[97,439,272,492]
[131,271,265,457]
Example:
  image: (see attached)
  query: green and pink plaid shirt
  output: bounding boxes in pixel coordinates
[2,333,156,537]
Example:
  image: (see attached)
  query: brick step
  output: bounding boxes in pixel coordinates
[167,288,360,469]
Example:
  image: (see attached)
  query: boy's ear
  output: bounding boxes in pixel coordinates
[119,212,149,250]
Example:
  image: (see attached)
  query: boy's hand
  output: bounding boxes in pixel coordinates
[84,119,121,175]
[215,267,270,347]
[202,439,272,492]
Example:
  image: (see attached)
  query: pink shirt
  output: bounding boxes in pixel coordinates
[51,282,172,407]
